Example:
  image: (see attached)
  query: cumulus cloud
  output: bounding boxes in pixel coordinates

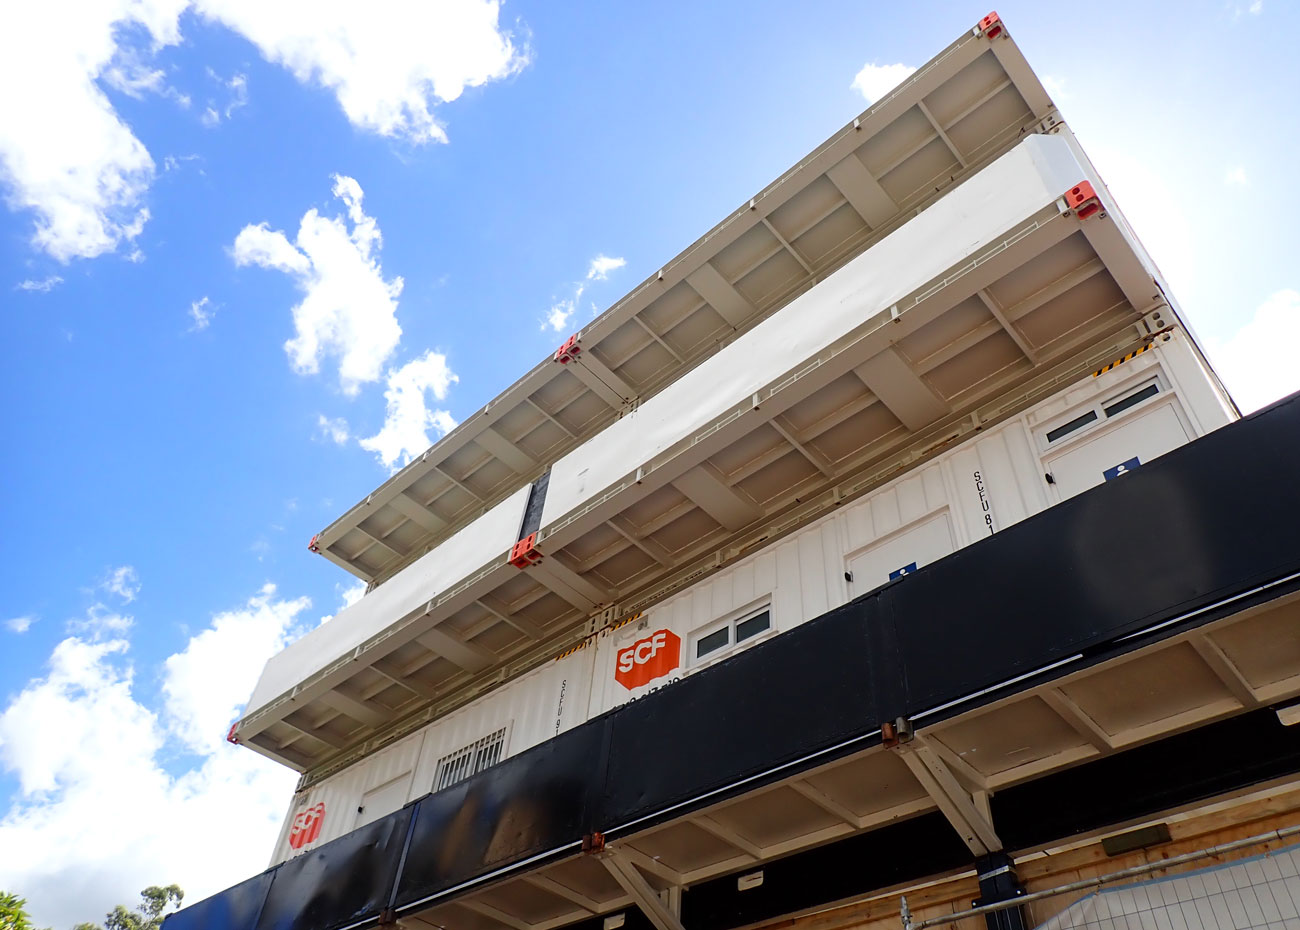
[162,583,311,754]
[195,0,527,143]
[359,350,459,471]
[1209,289,1300,413]
[851,62,917,103]
[587,254,626,281]
[0,1,184,261]
[201,70,248,127]
[545,296,577,333]
[0,584,308,929]
[103,565,141,603]
[541,253,625,332]
[188,296,215,330]
[6,616,35,634]
[317,414,350,445]
[1,2,523,263]
[234,175,403,394]
[17,276,63,293]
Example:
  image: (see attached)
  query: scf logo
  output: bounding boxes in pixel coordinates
[288,802,325,850]
[615,629,680,690]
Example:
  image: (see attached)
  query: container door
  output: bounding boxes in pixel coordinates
[353,772,411,829]
[1045,401,1190,500]
[846,511,956,594]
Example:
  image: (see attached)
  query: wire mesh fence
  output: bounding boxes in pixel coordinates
[1035,841,1300,930]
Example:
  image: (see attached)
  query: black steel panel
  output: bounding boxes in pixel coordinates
[682,812,969,930]
[256,806,412,930]
[994,707,1300,849]
[598,601,878,831]
[519,471,550,540]
[883,394,1300,719]
[161,871,273,930]
[393,718,603,911]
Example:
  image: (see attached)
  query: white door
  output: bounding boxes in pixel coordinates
[1046,401,1190,500]
[846,511,956,594]
[353,772,411,828]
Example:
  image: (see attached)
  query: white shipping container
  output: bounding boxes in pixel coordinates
[269,330,1231,863]
[269,640,598,865]
[583,331,1230,715]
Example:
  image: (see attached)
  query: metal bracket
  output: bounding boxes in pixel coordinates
[894,735,1001,856]
[595,847,686,930]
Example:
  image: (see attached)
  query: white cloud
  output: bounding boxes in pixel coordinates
[1,2,522,265]
[6,616,35,634]
[201,70,249,126]
[104,565,141,603]
[68,604,134,639]
[544,297,576,333]
[0,585,306,930]
[542,254,624,332]
[233,175,403,394]
[194,0,527,143]
[0,1,185,262]
[1225,165,1248,186]
[317,414,350,444]
[359,350,459,470]
[17,276,63,293]
[851,62,917,104]
[1042,74,1069,102]
[188,296,215,330]
[162,583,311,754]
[586,254,626,281]
[1209,289,1300,413]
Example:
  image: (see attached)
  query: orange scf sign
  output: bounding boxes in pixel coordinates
[288,802,325,850]
[615,629,681,690]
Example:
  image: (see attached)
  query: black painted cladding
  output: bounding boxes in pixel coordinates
[884,391,1300,722]
[255,807,412,930]
[599,601,877,831]
[162,392,1300,930]
[394,716,603,909]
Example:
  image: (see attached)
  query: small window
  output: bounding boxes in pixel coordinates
[735,610,771,643]
[1046,410,1098,443]
[435,727,507,791]
[1104,382,1159,418]
[692,606,772,664]
[696,627,730,660]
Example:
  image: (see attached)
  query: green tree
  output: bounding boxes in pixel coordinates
[73,887,183,930]
[1,892,38,930]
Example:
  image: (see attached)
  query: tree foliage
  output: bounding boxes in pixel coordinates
[73,886,183,930]
[1,892,38,930]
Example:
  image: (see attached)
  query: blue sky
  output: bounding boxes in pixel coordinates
[2,1,1298,925]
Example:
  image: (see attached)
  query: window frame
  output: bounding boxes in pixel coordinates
[688,602,774,667]
[1037,375,1167,452]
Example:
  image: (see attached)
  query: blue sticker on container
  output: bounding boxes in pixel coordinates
[1103,457,1141,481]
[889,562,918,580]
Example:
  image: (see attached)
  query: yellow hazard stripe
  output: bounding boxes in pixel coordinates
[554,612,643,661]
[1093,342,1151,378]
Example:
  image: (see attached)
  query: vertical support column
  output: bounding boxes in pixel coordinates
[973,852,1026,930]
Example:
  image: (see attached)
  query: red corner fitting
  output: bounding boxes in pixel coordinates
[1065,181,1102,220]
[226,722,240,745]
[509,533,542,568]
[308,534,321,553]
[554,334,581,364]
[978,11,1003,38]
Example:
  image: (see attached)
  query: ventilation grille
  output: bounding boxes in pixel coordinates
[434,727,508,791]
